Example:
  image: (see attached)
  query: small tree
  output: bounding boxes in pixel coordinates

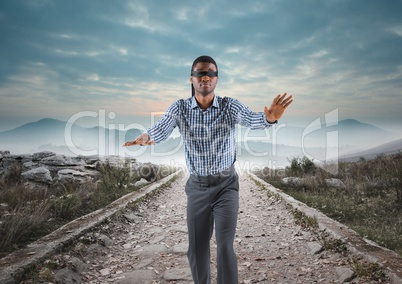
[301,156,316,175]
[98,160,135,191]
[287,156,316,177]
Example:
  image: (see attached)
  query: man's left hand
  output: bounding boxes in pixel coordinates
[264,93,293,123]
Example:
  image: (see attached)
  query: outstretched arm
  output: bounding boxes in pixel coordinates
[264,93,293,123]
[123,100,180,147]
[122,133,155,147]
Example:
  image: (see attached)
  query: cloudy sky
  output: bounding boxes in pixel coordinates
[1,0,401,133]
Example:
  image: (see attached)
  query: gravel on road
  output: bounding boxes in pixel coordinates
[22,172,369,284]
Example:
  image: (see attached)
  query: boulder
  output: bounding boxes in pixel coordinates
[137,163,159,182]
[57,169,88,184]
[0,150,10,157]
[22,167,52,184]
[325,178,346,189]
[81,155,99,165]
[69,256,88,273]
[0,150,156,189]
[58,169,88,177]
[54,268,82,284]
[32,151,56,161]
[9,154,33,164]
[41,155,85,166]
[23,161,38,170]
[134,178,149,187]
[282,177,301,185]
[335,267,355,283]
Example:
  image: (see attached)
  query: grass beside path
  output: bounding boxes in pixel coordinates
[0,161,176,258]
[253,153,402,258]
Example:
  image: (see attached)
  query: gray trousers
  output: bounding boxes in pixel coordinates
[185,165,239,284]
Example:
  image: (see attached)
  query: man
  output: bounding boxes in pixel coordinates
[123,55,293,284]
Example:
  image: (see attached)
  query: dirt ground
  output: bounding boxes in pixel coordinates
[23,172,373,284]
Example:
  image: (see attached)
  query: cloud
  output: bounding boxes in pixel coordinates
[0,0,402,130]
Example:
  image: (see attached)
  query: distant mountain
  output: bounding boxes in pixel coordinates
[332,119,396,145]
[0,118,67,142]
[339,138,402,162]
[0,118,142,156]
[269,119,398,150]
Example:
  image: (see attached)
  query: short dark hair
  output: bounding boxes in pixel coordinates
[191,55,218,96]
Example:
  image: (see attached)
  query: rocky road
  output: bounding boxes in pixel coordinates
[23,172,374,284]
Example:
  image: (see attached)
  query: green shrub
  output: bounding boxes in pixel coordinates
[1,162,23,186]
[287,156,316,177]
[0,200,51,256]
[351,257,389,282]
[98,160,137,192]
[50,194,82,220]
[291,208,319,231]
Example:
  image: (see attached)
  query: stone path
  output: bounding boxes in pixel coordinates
[24,172,367,284]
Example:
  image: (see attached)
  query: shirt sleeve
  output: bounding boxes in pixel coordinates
[230,98,276,129]
[146,101,179,143]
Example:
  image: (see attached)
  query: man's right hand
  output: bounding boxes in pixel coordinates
[122,133,155,147]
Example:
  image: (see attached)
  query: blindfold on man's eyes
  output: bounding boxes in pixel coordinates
[191,71,218,77]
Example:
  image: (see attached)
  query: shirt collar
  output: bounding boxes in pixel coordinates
[191,95,220,110]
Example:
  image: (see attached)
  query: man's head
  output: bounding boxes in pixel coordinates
[190,55,218,97]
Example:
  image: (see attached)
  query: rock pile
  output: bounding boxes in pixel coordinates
[282,176,346,189]
[0,150,160,188]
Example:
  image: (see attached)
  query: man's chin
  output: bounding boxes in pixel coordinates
[195,92,214,97]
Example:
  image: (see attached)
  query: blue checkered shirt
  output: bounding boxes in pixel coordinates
[147,95,273,176]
